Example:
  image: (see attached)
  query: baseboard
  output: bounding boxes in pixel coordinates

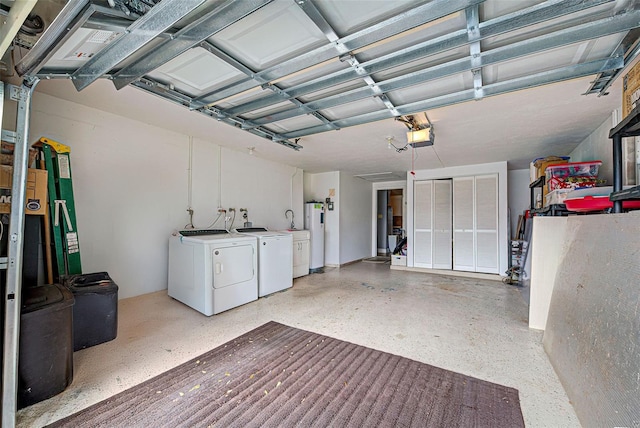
[324,259,364,269]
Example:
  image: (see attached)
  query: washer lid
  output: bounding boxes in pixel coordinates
[234,227,289,238]
[235,227,268,233]
[177,232,256,244]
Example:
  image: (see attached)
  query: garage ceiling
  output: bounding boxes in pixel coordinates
[7,0,640,178]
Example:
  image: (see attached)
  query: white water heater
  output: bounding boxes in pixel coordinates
[304,202,324,272]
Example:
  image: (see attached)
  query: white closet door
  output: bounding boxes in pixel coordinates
[413,180,433,267]
[433,179,452,269]
[475,174,499,273]
[453,177,475,271]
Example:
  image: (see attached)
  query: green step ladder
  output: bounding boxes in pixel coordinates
[37,137,82,277]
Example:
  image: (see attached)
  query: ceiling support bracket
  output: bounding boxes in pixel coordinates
[467,5,484,100]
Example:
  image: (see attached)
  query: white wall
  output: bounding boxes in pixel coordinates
[569,113,616,185]
[406,161,509,275]
[26,92,303,299]
[219,148,303,230]
[339,173,372,264]
[303,171,340,266]
[508,169,531,239]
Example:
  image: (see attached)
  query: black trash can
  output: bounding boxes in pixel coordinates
[62,272,118,351]
[19,283,74,408]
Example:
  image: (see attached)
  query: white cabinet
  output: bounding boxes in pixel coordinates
[414,174,499,274]
[293,238,310,278]
[414,180,433,267]
[453,177,475,271]
[413,179,452,269]
[453,174,499,274]
[283,229,310,278]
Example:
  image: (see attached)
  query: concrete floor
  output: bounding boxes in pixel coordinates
[17,262,580,427]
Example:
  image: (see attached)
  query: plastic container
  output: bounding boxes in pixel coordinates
[63,272,118,351]
[565,196,640,212]
[545,161,602,191]
[19,283,74,408]
[545,188,575,206]
[545,161,602,179]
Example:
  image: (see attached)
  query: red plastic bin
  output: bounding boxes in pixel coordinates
[564,195,640,212]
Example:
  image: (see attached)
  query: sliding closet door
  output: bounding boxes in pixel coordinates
[453,177,475,271]
[475,174,499,273]
[433,179,452,269]
[413,180,433,267]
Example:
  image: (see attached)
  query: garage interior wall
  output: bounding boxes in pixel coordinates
[338,173,371,265]
[303,171,372,266]
[507,169,530,239]
[9,91,303,299]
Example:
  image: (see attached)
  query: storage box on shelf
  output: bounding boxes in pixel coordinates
[565,187,640,213]
[623,60,640,119]
[545,188,575,206]
[545,161,602,192]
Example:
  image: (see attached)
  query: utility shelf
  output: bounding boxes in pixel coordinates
[610,185,640,201]
[609,104,640,211]
[531,204,570,216]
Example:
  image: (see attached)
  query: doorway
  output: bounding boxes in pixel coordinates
[376,189,404,255]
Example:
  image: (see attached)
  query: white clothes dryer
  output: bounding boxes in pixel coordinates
[168,229,257,316]
[234,227,293,297]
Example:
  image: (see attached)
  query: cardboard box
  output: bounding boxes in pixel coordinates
[391,255,406,266]
[1,141,38,167]
[0,165,48,215]
[623,60,640,119]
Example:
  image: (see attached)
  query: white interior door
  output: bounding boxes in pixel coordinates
[433,179,452,269]
[475,174,499,274]
[453,177,475,272]
[413,180,433,268]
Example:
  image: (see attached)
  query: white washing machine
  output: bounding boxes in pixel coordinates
[280,229,310,278]
[234,227,293,297]
[168,229,257,316]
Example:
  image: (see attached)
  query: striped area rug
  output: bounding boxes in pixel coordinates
[48,321,525,427]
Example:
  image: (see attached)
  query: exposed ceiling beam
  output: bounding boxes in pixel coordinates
[244,10,640,128]
[130,78,302,150]
[279,57,624,139]
[219,0,613,117]
[191,0,485,107]
[296,0,400,116]
[585,27,640,95]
